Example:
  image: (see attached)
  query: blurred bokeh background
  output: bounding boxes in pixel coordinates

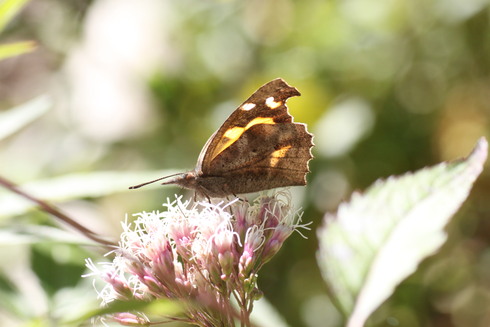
[1,0,490,326]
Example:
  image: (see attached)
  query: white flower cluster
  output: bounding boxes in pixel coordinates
[85,191,308,326]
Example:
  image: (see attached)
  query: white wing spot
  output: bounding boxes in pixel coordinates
[266,97,282,109]
[241,103,256,111]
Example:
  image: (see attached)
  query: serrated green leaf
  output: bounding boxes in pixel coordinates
[0,95,50,140]
[0,40,36,60]
[317,137,487,327]
[0,170,177,218]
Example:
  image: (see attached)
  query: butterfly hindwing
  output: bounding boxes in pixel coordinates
[198,123,313,196]
[207,123,311,174]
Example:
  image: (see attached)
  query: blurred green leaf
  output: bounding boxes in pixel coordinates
[0,274,23,319]
[250,297,290,327]
[317,138,487,327]
[0,40,36,60]
[0,0,30,33]
[0,226,93,245]
[0,95,51,141]
[0,170,177,218]
[72,298,182,326]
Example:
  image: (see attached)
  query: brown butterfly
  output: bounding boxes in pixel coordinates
[129,78,314,199]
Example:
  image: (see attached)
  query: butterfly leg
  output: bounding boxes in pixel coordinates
[195,192,211,203]
[225,196,235,215]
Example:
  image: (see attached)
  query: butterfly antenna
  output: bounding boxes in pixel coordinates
[129,173,183,189]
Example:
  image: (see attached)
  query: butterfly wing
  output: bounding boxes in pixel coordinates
[206,123,313,195]
[196,78,313,196]
[198,78,303,172]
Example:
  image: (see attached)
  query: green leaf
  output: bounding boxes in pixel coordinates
[72,298,182,325]
[317,137,488,327]
[250,297,290,327]
[0,40,36,60]
[0,170,177,218]
[0,225,92,245]
[0,95,51,141]
[0,0,30,33]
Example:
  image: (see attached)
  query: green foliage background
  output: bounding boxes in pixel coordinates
[0,0,489,326]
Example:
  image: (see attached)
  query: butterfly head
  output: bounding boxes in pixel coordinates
[129,171,197,190]
[162,171,220,199]
[161,171,198,190]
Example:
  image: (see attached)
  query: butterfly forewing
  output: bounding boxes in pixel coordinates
[194,79,313,197]
[199,78,301,172]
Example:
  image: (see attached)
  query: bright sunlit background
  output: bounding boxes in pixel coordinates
[1,0,490,326]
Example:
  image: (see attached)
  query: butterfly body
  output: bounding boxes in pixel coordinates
[130,78,314,199]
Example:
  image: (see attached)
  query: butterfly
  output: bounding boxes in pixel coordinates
[129,78,314,199]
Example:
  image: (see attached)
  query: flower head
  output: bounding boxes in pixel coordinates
[85,190,308,326]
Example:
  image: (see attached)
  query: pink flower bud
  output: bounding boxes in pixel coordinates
[113,312,149,326]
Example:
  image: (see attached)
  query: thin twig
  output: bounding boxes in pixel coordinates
[0,175,116,247]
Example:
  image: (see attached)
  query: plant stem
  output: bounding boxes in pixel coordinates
[0,175,115,247]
